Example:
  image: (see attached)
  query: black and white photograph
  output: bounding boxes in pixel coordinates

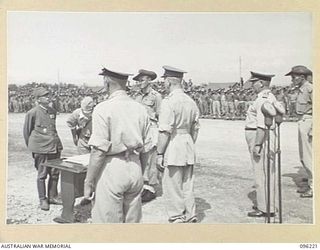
[7,11,314,227]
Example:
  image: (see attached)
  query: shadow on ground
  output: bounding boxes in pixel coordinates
[282,166,309,191]
[195,197,211,222]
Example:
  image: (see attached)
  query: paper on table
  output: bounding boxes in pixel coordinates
[63,153,90,166]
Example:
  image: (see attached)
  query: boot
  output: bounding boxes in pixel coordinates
[40,198,49,211]
[48,179,62,205]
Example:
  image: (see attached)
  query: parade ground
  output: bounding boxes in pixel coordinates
[7,113,313,224]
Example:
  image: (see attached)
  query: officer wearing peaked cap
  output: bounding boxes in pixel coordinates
[156,66,200,223]
[245,71,279,218]
[23,87,63,211]
[133,69,162,202]
[83,68,150,223]
[285,65,313,198]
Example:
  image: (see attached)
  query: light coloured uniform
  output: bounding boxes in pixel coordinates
[246,89,277,214]
[135,88,162,186]
[88,90,150,223]
[66,108,92,154]
[158,89,200,222]
[296,81,313,189]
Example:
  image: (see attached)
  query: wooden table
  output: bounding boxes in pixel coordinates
[42,159,87,223]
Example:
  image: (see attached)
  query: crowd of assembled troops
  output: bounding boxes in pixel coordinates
[9,80,302,121]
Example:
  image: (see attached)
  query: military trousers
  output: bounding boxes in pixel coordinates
[212,101,221,117]
[143,126,160,186]
[92,154,144,223]
[33,152,60,201]
[298,117,313,188]
[245,130,258,189]
[163,165,196,222]
[252,130,277,213]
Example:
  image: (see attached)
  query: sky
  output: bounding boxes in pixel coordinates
[7,12,312,86]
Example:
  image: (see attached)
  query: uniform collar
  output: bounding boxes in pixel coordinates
[108,90,127,100]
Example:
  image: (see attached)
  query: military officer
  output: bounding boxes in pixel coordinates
[285,65,313,198]
[84,68,150,223]
[156,66,200,223]
[23,87,63,211]
[133,69,162,202]
[66,96,94,154]
[245,72,278,218]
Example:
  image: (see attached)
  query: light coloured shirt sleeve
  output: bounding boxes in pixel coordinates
[66,109,80,129]
[88,109,112,153]
[158,98,175,134]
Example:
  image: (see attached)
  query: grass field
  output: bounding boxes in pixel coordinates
[7,113,313,224]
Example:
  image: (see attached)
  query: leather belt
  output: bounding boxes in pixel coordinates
[175,128,190,134]
[245,128,257,131]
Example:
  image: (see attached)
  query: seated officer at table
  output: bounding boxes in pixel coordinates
[66,96,94,154]
[84,67,150,223]
[23,87,63,211]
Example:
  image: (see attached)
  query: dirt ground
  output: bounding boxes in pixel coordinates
[6,113,313,224]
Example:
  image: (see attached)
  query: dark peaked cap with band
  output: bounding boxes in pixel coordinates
[133,69,157,81]
[99,67,133,80]
[34,87,49,98]
[161,65,187,78]
[248,71,275,82]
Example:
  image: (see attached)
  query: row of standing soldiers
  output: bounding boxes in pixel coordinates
[191,87,300,119]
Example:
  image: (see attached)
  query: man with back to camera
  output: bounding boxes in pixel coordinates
[156,66,200,223]
[83,67,150,223]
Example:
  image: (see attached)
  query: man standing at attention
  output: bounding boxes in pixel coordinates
[285,65,313,198]
[133,69,162,202]
[84,68,150,223]
[156,66,200,223]
[23,87,63,211]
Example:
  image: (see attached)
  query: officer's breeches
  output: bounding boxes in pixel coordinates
[33,152,60,200]
[298,118,313,187]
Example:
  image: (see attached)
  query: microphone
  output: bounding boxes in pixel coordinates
[261,101,276,127]
[273,101,285,125]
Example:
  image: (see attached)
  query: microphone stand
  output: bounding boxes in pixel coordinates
[275,112,284,223]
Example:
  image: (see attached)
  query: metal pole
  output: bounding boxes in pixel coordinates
[266,127,271,223]
[277,124,282,223]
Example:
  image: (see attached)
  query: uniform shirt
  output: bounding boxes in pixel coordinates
[159,89,200,166]
[245,103,257,129]
[296,81,312,116]
[212,93,220,101]
[23,105,63,154]
[88,90,150,155]
[245,89,276,129]
[66,108,92,140]
[135,87,162,122]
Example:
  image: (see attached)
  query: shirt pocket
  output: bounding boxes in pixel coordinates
[142,98,155,107]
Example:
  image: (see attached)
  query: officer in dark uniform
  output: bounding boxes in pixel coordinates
[23,87,63,211]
